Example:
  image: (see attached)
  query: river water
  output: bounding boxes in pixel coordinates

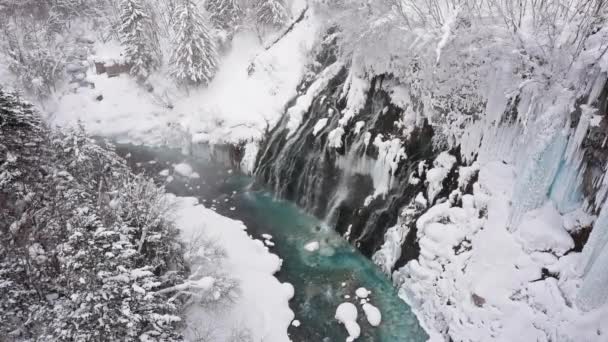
[115,143,428,342]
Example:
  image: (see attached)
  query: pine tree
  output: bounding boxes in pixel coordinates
[205,0,243,31]
[254,0,289,28]
[169,0,218,86]
[119,0,161,80]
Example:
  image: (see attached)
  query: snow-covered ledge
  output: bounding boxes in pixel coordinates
[170,195,294,341]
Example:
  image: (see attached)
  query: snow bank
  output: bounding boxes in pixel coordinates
[171,196,294,342]
[335,302,360,341]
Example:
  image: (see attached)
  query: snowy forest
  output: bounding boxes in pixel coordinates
[2,0,608,341]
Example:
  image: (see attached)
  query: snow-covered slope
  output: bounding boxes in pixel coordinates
[49,1,318,147]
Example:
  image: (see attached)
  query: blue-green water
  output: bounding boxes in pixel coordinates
[117,144,428,342]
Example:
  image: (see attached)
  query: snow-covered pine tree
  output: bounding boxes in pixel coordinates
[205,0,243,32]
[254,0,289,28]
[119,0,162,80]
[0,89,190,340]
[169,0,218,86]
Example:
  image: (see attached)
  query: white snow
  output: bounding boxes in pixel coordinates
[426,152,456,204]
[240,141,259,175]
[171,196,294,342]
[287,62,343,137]
[173,163,200,179]
[304,241,320,252]
[312,118,329,136]
[362,303,382,327]
[159,169,170,176]
[291,319,301,327]
[335,302,360,341]
[516,202,574,256]
[327,127,345,148]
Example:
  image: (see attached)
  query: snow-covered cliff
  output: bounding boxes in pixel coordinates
[253,1,608,340]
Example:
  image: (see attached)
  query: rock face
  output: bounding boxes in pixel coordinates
[254,46,463,269]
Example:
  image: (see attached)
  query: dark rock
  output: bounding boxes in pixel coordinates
[472,293,486,307]
[95,94,103,101]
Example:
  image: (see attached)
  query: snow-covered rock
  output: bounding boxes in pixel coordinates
[335,302,360,341]
[173,163,200,179]
[362,303,381,327]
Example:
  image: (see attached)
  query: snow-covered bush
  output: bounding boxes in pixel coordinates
[0,89,231,340]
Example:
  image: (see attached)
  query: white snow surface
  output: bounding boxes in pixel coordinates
[170,195,294,342]
[312,118,329,136]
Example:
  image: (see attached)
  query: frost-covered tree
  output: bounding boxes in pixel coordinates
[254,0,289,28]
[0,89,193,341]
[205,0,243,31]
[119,0,162,80]
[169,0,218,86]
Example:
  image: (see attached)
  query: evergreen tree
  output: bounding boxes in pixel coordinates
[254,0,289,28]
[119,0,161,80]
[169,0,218,86]
[205,0,243,32]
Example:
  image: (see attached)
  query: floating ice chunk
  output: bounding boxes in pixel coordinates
[304,241,320,252]
[173,163,200,179]
[262,234,273,240]
[264,240,275,247]
[313,118,329,136]
[362,303,381,326]
[335,302,360,340]
[355,287,370,299]
[159,169,170,176]
[291,319,301,327]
